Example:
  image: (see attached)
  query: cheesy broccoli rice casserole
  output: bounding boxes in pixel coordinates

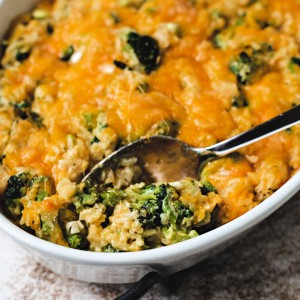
[0,0,299,252]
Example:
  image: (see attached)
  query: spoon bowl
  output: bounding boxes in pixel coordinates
[84,105,300,184]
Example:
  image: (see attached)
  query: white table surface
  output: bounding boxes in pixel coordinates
[1,192,300,300]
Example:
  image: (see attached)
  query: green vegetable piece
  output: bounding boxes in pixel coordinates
[235,14,246,26]
[4,173,31,219]
[58,208,89,250]
[60,45,74,62]
[194,206,220,234]
[30,112,43,128]
[228,152,245,161]
[130,184,168,229]
[139,199,161,228]
[119,0,146,9]
[291,57,300,66]
[231,95,248,108]
[113,60,128,70]
[110,12,121,24]
[67,234,86,249]
[137,82,150,93]
[0,154,6,165]
[5,173,30,200]
[91,136,100,144]
[82,113,97,131]
[155,120,180,137]
[102,244,122,252]
[73,181,122,212]
[200,181,217,195]
[100,188,127,207]
[13,99,44,128]
[73,192,99,211]
[127,32,160,73]
[29,176,54,202]
[15,49,31,62]
[13,101,31,120]
[256,20,270,29]
[162,193,193,228]
[289,57,300,73]
[40,220,54,240]
[229,51,264,85]
[37,191,48,202]
[46,24,54,35]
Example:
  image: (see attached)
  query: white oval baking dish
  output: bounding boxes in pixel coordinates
[0,0,299,285]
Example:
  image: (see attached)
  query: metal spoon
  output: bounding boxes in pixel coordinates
[84,105,300,184]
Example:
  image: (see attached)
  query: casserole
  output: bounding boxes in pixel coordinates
[0,0,299,284]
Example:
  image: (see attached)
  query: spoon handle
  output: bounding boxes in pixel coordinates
[202,105,300,156]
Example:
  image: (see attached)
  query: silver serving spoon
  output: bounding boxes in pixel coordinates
[84,105,300,184]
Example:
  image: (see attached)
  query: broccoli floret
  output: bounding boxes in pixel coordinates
[126,32,160,73]
[99,187,128,227]
[131,184,166,203]
[289,57,300,73]
[100,188,127,207]
[119,0,146,9]
[229,51,264,85]
[40,219,54,240]
[73,192,99,212]
[113,60,128,70]
[30,112,44,128]
[91,136,100,144]
[46,24,54,35]
[73,180,102,212]
[194,206,220,234]
[228,152,245,162]
[256,20,270,29]
[212,28,233,50]
[102,244,122,253]
[231,94,248,108]
[82,113,97,132]
[235,14,246,26]
[291,57,300,66]
[73,181,126,213]
[210,10,230,49]
[67,233,89,249]
[58,208,89,250]
[229,44,272,85]
[130,184,168,229]
[15,49,31,63]
[138,199,161,228]
[212,31,226,49]
[137,82,150,93]
[161,187,194,228]
[4,173,54,218]
[29,176,54,202]
[5,173,30,199]
[4,173,31,219]
[13,101,31,120]
[0,154,5,165]
[13,98,44,128]
[147,120,180,137]
[200,181,217,195]
[130,184,194,230]
[110,12,121,24]
[60,45,74,62]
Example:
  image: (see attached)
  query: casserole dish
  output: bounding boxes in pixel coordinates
[0,0,299,285]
